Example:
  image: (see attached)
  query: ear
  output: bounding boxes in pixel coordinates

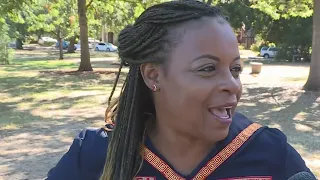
[140,63,161,91]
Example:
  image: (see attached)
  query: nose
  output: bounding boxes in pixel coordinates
[218,73,241,94]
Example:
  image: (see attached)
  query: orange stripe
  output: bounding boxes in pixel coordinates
[142,123,262,180]
[143,146,185,180]
[192,123,262,180]
[219,176,272,180]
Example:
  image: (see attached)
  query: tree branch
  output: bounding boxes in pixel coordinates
[238,0,251,8]
[206,0,213,5]
[86,0,94,9]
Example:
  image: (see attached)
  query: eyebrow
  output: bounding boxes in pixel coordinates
[193,54,241,62]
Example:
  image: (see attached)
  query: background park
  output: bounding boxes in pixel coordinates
[0,0,319,179]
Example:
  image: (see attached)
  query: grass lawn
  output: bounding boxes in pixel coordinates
[0,51,319,179]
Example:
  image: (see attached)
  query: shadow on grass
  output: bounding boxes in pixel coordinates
[0,106,105,179]
[14,51,118,60]
[238,86,320,153]
[0,78,108,178]
[4,55,120,72]
[0,73,115,96]
[0,69,126,126]
[0,72,120,178]
[0,56,127,178]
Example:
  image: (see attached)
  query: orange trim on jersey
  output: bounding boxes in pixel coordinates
[143,147,185,180]
[142,123,262,180]
[192,123,262,180]
[219,176,272,180]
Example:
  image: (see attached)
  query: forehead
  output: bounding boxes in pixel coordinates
[168,17,239,63]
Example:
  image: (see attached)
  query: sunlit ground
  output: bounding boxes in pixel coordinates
[0,51,319,179]
[239,63,320,177]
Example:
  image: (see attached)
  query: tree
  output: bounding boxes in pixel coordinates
[250,0,319,91]
[304,0,320,91]
[0,0,30,63]
[0,0,31,13]
[20,0,78,59]
[0,18,13,64]
[77,0,92,71]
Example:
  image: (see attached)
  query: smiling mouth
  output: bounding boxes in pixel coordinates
[209,107,232,119]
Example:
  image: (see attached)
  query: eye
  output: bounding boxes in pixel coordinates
[230,65,242,78]
[198,65,216,72]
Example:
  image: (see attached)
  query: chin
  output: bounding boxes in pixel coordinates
[204,126,230,142]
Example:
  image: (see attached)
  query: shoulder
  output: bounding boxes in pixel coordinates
[257,126,314,177]
[231,113,289,165]
[232,112,287,144]
[47,126,110,180]
[77,127,110,149]
[77,127,109,167]
[232,113,315,178]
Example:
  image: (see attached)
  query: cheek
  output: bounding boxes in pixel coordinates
[163,74,212,116]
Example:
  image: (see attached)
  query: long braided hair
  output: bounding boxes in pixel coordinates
[101,1,227,179]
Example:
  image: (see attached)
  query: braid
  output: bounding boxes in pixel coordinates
[101,1,227,180]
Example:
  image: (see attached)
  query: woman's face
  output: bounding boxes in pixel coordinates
[149,18,242,142]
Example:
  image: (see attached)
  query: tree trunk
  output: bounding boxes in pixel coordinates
[57,29,64,60]
[16,39,23,49]
[67,36,76,53]
[77,0,93,71]
[206,0,213,5]
[304,0,320,91]
[59,38,64,60]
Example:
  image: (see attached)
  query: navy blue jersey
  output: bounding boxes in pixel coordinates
[46,113,315,180]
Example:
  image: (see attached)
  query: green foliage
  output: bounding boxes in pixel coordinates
[0,0,33,15]
[215,0,314,62]
[263,16,312,61]
[25,0,79,39]
[216,0,255,29]
[238,45,245,50]
[0,19,13,64]
[94,0,169,34]
[0,0,315,63]
[250,43,260,52]
[250,0,313,20]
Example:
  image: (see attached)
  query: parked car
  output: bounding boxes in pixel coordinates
[260,46,278,58]
[95,42,118,52]
[38,37,57,44]
[56,41,77,50]
[76,41,96,50]
[8,41,17,49]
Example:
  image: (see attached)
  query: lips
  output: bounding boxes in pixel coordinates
[209,107,232,119]
[208,105,233,124]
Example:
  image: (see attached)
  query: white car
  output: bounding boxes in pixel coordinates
[95,43,118,52]
[260,47,278,58]
[38,37,57,44]
[76,41,96,50]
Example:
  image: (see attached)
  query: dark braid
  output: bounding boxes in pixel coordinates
[101,1,227,179]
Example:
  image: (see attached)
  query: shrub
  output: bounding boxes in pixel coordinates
[238,45,245,50]
[0,20,13,64]
[250,43,260,52]
[0,43,13,64]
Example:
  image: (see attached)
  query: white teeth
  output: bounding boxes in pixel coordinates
[209,108,230,119]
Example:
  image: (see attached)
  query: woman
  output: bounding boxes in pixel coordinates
[47,1,315,180]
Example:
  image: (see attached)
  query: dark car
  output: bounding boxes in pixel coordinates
[56,41,77,50]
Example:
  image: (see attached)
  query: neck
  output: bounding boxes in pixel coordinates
[147,119,216,175]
